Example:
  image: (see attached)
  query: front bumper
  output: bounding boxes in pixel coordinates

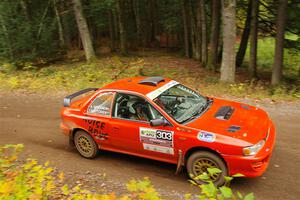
[222,120,276,177]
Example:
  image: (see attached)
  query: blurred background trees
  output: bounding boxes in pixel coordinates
[0,0,299,85]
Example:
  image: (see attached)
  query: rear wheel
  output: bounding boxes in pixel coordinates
[74,130,98,158]
[186,151,228,186]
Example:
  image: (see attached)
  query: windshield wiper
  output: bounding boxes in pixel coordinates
[199,97,213,113]
[180,98,213,124]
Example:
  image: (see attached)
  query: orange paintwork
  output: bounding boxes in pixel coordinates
[60,77,276,177]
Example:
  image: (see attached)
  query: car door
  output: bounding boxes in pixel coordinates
[82,91,115,148]
[109,92,177,161]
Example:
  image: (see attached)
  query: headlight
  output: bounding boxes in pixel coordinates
[243,140,265,156]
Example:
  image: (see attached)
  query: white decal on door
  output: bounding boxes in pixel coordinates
[143,143,174,155]
[140,127,174,153]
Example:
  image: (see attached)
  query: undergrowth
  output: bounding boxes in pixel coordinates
[0,54,299,101]
[0,144,254,200]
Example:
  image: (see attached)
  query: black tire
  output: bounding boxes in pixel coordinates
[74,130,98,159]
[186,151,228,187]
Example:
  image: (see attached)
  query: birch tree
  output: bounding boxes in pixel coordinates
[220,0,236,83]
[72,0,96,61]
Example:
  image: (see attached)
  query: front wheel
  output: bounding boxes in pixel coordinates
[186,151,228,186]
[74,130,98,159]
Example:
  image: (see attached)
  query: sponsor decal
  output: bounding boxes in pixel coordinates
[143,143,174,155]
[146,80,178,100]
[92,105,110,115]
[140,127,174,154]
[83,119,107,140]
[140,127,174,147]
[197,130,216,142]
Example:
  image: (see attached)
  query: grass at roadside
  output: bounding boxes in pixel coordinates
[242,36,300,80]
[0,51,299,101]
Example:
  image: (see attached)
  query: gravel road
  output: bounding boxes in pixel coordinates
[0,93,299,199]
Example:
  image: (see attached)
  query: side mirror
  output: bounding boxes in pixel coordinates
[150,118,168,126]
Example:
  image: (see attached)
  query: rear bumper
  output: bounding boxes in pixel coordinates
[60,122,76,148]
[60,122,72,136]
[222,120,276,177]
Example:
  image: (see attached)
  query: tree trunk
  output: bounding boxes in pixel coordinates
[189,0,199,59]
[72,0,96,61]
[83,0,95,43]
[20,0,31,21]
[52,0,65,48]
[271,0,288,85]
[166,33,169,48]
[133,0,141,46]
[37,1,51,41]
[182,0,191,58]
[199,0,207,67]
[20,0,37,53]
[218,42,223,64]
[249,0,258,78]
[196,2,202,61]
[207,0,221,70]
[20,0,34,36]
[108,10,116,52]
[116,0,127,55]
[236,0,252,67]
[220,0,236,83]
[0,14,13,60]
[113,9,119,43]
[62,1,72,49]
[149,0,158,46]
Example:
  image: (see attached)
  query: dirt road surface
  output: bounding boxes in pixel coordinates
[0,93,299,199]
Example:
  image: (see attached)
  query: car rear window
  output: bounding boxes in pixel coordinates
[87,92,114,116]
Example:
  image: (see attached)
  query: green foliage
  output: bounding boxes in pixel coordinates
[0,144,163,200]
[0,0,64,63]
[0,56,143,92]
[127,178,161,200]
[158,0,181,33]
[188,168,254,200]
[0,0,299,85]
[0,63,17,73]
[0,144,255,200]
[242,37,300,77]
[0,144,57,199]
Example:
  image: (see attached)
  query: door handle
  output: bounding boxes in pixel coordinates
[112,127,119,133]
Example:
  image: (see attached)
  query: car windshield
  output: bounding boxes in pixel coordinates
[153,84,208,124]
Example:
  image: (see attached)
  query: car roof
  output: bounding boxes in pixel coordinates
[101,76,173,96]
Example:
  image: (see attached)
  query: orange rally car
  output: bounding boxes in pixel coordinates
[60,76,276,186]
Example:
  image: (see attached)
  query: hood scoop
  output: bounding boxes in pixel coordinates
[214,106,234,120]
[227,125,241,133]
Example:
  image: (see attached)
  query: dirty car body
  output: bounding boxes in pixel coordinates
[60,77,276,185]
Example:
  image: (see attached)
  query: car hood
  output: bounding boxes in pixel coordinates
[185,98,270,145]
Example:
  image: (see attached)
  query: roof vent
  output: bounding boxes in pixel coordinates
[138,76,165,86]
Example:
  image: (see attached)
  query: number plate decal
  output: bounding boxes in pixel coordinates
[140,127,174,154]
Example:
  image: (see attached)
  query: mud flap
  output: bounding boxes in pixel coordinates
[69,132,75,149]
[175,150,184,175]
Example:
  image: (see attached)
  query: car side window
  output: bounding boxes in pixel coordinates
[88,92,114,116]
[113,93,164,122]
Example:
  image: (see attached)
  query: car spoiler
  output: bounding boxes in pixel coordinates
[63,88,98,107]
